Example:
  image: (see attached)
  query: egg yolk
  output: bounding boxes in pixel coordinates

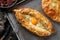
[31,17,38,25]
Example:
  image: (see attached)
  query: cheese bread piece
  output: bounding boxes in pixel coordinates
[42,0,60,22]
[13,8,55,36]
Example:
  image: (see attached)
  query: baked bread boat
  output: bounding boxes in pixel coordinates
[42,0,60,22]
[13,8,55,36]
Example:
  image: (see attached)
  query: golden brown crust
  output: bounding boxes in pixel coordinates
[13,8,55,36]
[42,0,60,22]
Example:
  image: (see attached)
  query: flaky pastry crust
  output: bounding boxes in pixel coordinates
[13,8,55,36]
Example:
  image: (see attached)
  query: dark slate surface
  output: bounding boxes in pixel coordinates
[7,0,60,40]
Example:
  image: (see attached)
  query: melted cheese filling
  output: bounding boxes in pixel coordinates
[24,15,51,35]
[24,15,46,29]
[51,2,57,7]
[24,15,31,20]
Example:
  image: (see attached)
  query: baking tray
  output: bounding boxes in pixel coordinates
[7,0,60,40]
